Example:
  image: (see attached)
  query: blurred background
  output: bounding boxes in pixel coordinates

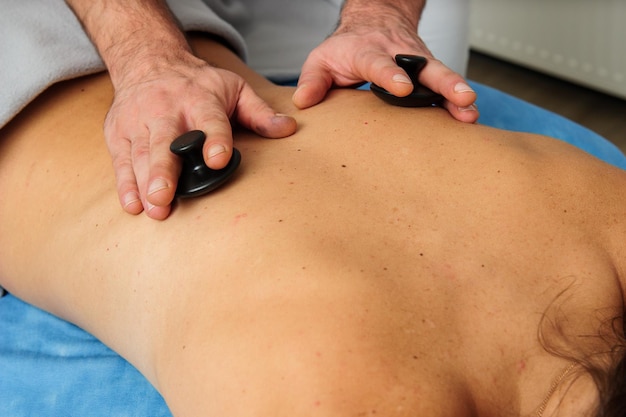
[466,0,626,152]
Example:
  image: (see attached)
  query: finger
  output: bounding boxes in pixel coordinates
[128,132,174,220]
[361,53,416,98]
[443,100,480,124]
[385,55,479,123]
[105,131,144,215]
[292,59,334,109]
[418,59,478,110]
[237,84,297,138]
[129,132,152,208]
[191,105,235,170]
[143,201,172,221]
[145,119,183,208]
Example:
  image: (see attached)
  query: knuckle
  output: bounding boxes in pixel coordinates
[131,140,151,161]
[151,154,179,175]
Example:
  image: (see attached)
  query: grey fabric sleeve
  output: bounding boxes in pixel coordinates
[0,0,248,129]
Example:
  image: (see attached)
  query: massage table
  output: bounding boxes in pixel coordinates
[1,82,625,416]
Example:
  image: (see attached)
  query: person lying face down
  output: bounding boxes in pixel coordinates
[0,36,625,417]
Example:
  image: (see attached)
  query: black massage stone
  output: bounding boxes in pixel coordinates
[370,54,444,107]
[170,130,241,198]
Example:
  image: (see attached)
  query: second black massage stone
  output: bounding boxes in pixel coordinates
[170,130,241,198]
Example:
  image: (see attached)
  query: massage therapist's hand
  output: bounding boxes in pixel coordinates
[66,0,295,220]
[105,56,296,219]
[292,0,479,123]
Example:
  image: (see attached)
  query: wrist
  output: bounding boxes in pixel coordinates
[338,0,425,32]
[67,0,194,89]
[105,30,198,90]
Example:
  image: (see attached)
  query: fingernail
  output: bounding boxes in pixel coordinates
[292,84,305,98]
[148,178,169,196]
[458,104,478,112]
[273,113,290,122]
[208,144,226,159]
[454,82,475,94]
[123,191,140,208]
[392,74,413,84]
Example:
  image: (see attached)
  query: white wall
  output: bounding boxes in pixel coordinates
[469,0,626,99]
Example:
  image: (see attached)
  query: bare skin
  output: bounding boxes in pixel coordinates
[65,0,477,219]
[0,37,624,417]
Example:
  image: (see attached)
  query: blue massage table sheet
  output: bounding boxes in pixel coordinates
[1,82,625,417]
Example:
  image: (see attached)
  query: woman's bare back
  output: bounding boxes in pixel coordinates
[1,39,624,417]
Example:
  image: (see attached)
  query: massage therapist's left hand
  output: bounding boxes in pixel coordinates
[292,0,479,123]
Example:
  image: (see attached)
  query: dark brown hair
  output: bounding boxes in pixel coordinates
[539,296,626,417]
[589,314,626,417]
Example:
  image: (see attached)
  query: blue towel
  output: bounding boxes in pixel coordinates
[0,295,171,417]
[471,82,626,169]
[1,82,624,417]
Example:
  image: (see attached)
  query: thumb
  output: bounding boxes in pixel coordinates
[292,62,334,109]
[236,83,297,138]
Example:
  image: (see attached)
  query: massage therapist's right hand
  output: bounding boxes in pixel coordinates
[104,54,297,220]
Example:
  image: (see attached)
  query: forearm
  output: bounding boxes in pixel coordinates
[339,0,426,30]
[65,0,193,89]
